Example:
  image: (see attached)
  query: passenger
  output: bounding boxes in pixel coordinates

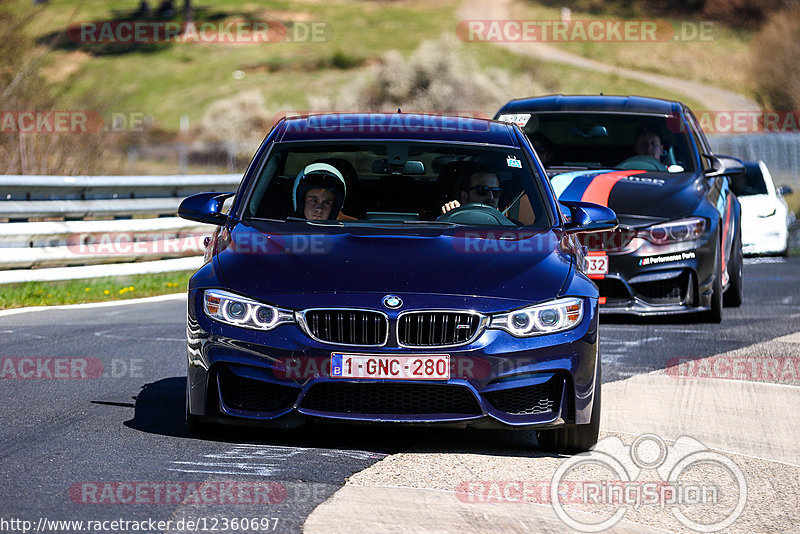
[292,163,347,221]
[441,163,502,214]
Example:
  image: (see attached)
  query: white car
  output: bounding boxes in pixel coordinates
[731,160,794,256]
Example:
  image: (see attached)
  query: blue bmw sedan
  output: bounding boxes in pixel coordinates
[179,113,617,453]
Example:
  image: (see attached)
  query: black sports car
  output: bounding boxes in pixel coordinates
[496,95,744,321]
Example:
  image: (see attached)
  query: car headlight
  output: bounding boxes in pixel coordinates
[203,289,294,331]
[638,217,706,245]
[489,297,583,336]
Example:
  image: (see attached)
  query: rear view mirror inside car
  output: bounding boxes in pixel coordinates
[371,159,426,175]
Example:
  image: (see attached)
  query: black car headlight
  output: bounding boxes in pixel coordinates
[489,297,583,336]
[203,289,294,331]
[638,217,706,245]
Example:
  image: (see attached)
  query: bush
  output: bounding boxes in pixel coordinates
[703,0,788,28]
[335,35,540,115]
[750,7,800,111]
[198,90,273,154]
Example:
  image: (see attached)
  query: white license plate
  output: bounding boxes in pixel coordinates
[587,253,609,276]
[330,353,450,380]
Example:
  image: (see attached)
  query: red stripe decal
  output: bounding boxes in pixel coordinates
[580,170,642,206]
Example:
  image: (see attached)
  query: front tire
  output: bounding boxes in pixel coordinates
[536,359,601,454]
[185,378,206,435]
[723,227,743,307]
[703,240,724,323]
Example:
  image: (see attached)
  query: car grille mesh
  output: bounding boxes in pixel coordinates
[300,383,482,415]
[305,310,387,345]
[217,367,299,413]
[485,379,562,415]
[632,271,690,303]
[398,312,481,346]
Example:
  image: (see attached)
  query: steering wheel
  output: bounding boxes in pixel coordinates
[617,155,667,171]
[436,202,516,226]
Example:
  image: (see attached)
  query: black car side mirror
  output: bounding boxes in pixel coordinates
[178,192,236,225]
[560,200,618,234]
[705,154,745,178]
[777,185,793,196]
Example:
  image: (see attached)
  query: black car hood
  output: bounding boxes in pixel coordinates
[213,222,573,304]
[551,169,703,227]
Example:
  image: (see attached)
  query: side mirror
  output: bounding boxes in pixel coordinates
[705,154,745,178]
[777,185,793,196]
[178,192,235,225]
[560,200,618,234]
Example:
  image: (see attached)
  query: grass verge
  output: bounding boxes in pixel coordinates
[0,270,194,310]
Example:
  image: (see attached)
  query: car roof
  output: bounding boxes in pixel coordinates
[497,94,682,116]
[273,113,520,146]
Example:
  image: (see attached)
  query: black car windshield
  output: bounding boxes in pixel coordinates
[730,165,768,196]
[245,142,550,228]
[515,112,697,173]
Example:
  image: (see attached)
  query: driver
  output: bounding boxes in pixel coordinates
[635,127,663,160]
[618,126,668,171]
[292,162,347,220]
[441,163,502,214]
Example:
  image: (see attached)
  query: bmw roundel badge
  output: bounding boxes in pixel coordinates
[382,295,402,309]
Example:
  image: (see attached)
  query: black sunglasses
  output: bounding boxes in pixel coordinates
[468,185,503,197]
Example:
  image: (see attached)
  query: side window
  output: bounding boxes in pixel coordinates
[685,111,711,172]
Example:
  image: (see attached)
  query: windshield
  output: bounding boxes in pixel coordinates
[244,142,550,228]
[515,112,697,173]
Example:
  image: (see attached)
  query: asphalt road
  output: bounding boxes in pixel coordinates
[1,256,798,533]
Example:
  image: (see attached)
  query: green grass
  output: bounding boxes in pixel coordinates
[510,1,755,98]
[28,0,458,128]
[0,270,194,310]
[20,0,717,133]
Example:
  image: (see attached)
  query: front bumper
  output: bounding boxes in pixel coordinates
[590,238,716,316]
[186,291,600,430]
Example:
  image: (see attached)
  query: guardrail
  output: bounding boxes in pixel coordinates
[0,174,241,284]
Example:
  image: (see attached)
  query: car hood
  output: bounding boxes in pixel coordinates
[213,222,573,307]
[551,169,703,227]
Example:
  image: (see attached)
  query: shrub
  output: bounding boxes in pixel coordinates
[198,90,273,154]
[335,35,540,115]
[749,7,800,111]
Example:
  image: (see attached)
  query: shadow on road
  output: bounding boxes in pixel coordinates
[122,377,565,459]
